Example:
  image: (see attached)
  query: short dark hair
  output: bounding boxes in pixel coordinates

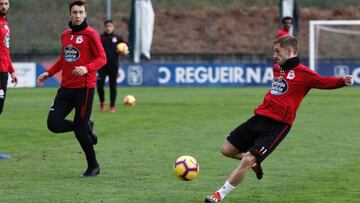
[282,16,293,25]
[104,19,113,25]
[274,35,298,54]
[69,0,87,13]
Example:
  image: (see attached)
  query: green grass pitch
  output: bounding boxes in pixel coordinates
[0,87,359,203]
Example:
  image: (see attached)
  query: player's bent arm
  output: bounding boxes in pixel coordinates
[47,57,63,76]
[8,62,15,73]
[84,52,107,73]
[305,69,347,89]
[37,72,49,85]
[72,66,88,76]
[85,33,107,72]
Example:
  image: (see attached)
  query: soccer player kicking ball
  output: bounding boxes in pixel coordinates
[205,35,354,202]
[38,0,107,177]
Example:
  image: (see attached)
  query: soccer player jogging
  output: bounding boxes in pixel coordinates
[205,36,354,202]
[97,19,127,113]
[37,0,107,177]
[0,0,17,159]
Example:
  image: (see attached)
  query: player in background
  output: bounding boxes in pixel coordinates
[205,36,353,202]
[37,0,107,177]
[275,16,293,38]
[0,0,17,114]
[97,19,127,113]
[0,0,17,159]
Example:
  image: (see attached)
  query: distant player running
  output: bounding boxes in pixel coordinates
[38,0,107,177]
[205,36,353,202]
[0,0,17,159]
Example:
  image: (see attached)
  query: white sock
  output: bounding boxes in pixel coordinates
[216,180,235,199]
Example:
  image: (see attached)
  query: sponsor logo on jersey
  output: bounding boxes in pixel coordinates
[286,70,295,80]
[270,77,288,95]
[64,44,80,62]
[75,36,83,44]
[112,37,118,43]
[4,32,9,48]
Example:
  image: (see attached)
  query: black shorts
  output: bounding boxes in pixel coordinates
[227,115,291,163]
[0,72,9,114]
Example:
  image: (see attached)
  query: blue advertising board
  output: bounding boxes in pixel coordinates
[119,63,274,87]
[36,62,360,87]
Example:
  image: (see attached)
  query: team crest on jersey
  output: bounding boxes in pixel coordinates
[286,70,295,80]
[270,77,288,95]
[112,37,118,43]
[64,44,80,62]
[76,36,83,44]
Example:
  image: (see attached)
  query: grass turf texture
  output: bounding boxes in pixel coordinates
[0,87,359,203]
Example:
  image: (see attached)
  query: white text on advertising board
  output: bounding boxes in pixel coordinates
[158,66,273,84]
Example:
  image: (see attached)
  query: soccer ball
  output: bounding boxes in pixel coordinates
[123,95,136,106]
[174,155,200,181]
[116,42,129,55]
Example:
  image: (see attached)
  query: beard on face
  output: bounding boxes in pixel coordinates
[0,9,7,16]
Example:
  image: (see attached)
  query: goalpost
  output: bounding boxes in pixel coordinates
[309,20,360,71]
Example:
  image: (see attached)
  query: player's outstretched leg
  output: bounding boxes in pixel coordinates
[205,153,256,202]
[88,118,97,145]
[205,180,235,202]
[205,192,222,202]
